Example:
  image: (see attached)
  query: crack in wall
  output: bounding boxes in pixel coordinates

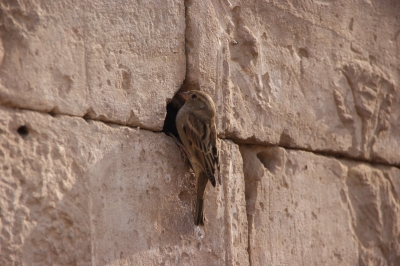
[0,102,156,131]
[1,102,399,170]
[224,136,400,169]
[280,145,399,169]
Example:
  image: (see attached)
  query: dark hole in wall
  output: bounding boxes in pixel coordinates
[17,125,29,138]
[162,81,197,141]
[162,79,200,141]
[162,97,183,141]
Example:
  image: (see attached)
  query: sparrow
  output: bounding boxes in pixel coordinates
[175,90,220,226]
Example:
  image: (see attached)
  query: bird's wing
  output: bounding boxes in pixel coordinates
[182,113,219,187]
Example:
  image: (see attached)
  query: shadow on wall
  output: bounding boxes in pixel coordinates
[162,80,199,141]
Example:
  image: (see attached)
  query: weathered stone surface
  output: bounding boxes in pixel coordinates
[346,163,400,265]
[185,0,400,165]
[240,145,400,266]
[0,106,248,265]
[0,107,92,265]
[0,0,185,130]
[1,0,400,265]
[90,138,248,266]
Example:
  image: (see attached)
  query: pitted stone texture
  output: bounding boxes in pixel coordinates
[0,107,91,265]
[0,106,248,265]
[185,0,400,165]
[240,145,400,266]
[0,0,185,130]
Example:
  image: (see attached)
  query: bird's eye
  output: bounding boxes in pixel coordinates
[191,94,197,100]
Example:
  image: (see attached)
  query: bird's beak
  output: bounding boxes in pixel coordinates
[178,91,190,101]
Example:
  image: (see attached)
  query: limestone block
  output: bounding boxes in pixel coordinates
[90,139,249,266]
[0,107,92,265]
[240,145,400,266]
[345,163,400,265]
[0,0,185,130]
[185,0,400,165]
[0,106,248,265]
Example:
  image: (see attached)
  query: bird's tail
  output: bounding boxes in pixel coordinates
[195,172,208,226]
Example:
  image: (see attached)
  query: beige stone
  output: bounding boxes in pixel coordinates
[345,163,400,265]
[0,0,185,130]
[185,0,400,165]
[240,145,400,266]
[0,106,248,265]
[0,107,92,265]
[89,138,249,266]
[1,0,400,265]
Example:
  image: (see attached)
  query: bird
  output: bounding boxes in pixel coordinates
[175,90,220,226]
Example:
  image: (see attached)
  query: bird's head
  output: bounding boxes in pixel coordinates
[178,90,216,117]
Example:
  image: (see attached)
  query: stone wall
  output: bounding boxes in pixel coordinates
[0,0,399,265]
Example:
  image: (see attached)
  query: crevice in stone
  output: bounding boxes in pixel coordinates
[0,102,153,130]
[1,100,399,170]
[282,145,400,169]
[226,135,400,169]
[162,90,185,141]
[162,0,196,142]
[182,0,200,93]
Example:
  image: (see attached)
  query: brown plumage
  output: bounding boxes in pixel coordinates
[175,90,220,226]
